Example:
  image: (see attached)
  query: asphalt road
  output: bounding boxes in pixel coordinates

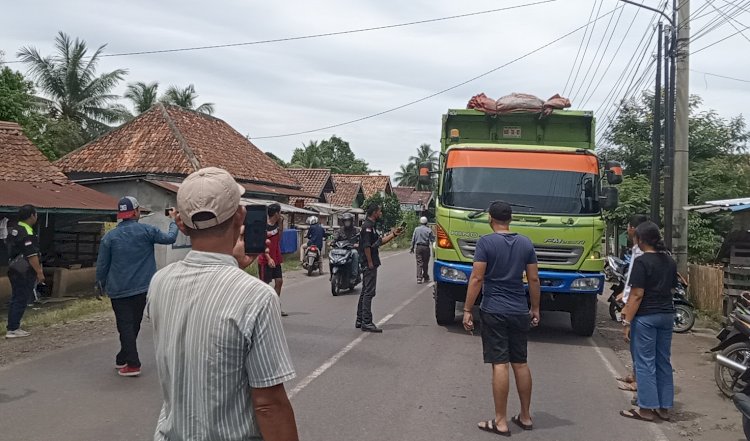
[0,251,674,441]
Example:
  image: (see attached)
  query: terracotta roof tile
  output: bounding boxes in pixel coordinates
[325,181,363,207]
[56,104,299,188]
[0,121,69,183]
[286,169,334,199]
[332,174,392,198]
[393,186,433,205]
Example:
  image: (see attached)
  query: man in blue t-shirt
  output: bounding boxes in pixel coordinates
[463,201,541,436]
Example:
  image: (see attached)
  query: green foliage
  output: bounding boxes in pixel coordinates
[124,81,159,115]
[395,143,438,190]
[289,136,369,173]
[265,151,288,168]
[395,210,419,248]
[160,84,214,115]
[362,193,402,231]
[0,67,37,124]
[602,92,750,263]
[17,31,130,138]
[602,174,650,227]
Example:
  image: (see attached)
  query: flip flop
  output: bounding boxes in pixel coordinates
[620,408,654,422]
[616,374,635,383]
[477,420,511,437]
[511,415,533,431]
[617,381,638,392]
[655,410,671,422]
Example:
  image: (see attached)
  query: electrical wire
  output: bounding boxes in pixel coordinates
[563,0,599,96]
[3,0,557,64]
[566,0,606,99]
[707,0,750,43]
[693,23,750,53]
[249,6,624,140]
[691,68,750,82]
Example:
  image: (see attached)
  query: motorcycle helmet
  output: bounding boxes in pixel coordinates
[308,216,319,225]
[340,212,354,228]
[420,216,428,225]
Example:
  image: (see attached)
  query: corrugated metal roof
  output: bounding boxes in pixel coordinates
[685,197,750,214]
[0,181,119,212]
[145,179,315,198]
[241,198,321,216]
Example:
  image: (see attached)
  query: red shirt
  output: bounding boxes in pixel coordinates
[258,221,282,265]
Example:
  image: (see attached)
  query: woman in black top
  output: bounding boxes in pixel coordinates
[620,221,677,422]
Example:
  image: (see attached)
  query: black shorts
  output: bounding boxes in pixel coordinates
[480,310,531,364]
[260,264,283,283]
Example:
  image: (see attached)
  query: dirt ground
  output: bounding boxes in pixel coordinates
[596,303,745,441]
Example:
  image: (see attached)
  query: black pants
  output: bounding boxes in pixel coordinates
[415,245,430,281]
[357,267,378,325]
[7,271,34,331]
[111,293,147,368]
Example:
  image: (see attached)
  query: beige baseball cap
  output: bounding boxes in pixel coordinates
[177,167,246,230]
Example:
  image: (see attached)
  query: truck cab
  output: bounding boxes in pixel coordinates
[429,109,619,336]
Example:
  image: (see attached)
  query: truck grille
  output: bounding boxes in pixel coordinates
[457,239,583,265]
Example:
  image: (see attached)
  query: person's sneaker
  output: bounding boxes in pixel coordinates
[115,362,127,370]
[361,324,383,333]
[118,366,141,377]
[417,279,423,284]
[355,321,362,329]
[5,329,31,339]
[281,311,289,317]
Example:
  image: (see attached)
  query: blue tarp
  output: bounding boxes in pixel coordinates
[281,229,298,254]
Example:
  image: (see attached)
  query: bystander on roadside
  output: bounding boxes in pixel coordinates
[410,216,435,284]
[5,205,43,339]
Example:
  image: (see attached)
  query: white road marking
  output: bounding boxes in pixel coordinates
[589,338,670,441]
[287,281,432,399]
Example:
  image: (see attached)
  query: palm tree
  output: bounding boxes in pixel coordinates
[290,141,324,168]
[160,84,215,115]
[409,143,438,170]
[394,162,418,187]
[124,81,159,115]
[17,31,130,136]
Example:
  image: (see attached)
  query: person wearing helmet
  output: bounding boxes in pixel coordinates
[410,216,435,284]
[333,213,360,284]
[305,215,328,257]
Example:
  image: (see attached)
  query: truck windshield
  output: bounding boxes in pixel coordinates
[441,150,601,215]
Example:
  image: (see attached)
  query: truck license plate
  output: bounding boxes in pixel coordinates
[503,126,522,138]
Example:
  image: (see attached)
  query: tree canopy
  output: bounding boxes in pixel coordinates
[394,143,438,190]
[289,136,369,174]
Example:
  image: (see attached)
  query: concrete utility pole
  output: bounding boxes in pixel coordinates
[673,0,690,274]
[650,22,663,226]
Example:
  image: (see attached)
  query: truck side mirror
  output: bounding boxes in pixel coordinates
[605,160,623,185]
[600,186,619,211]
[418,162,432,186]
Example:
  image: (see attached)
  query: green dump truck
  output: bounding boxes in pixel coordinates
[426,108,620,336]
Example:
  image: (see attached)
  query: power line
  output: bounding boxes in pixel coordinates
[691,68,750,82]
[250,6,623,140]
[4,0,557,64]
[692,0,750,41]
[707,0,750,43]
[566,0,606,99]
[563,0,599,96]
[693,23,750,53]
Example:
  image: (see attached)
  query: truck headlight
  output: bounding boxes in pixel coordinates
[571,277,601,290]
[440,267,467,282]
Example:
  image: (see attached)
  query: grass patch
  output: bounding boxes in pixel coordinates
[23,297,112,329]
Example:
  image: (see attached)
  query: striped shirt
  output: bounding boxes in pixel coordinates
[147,251,296,441]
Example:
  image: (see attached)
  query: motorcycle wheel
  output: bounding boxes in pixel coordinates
[308,266,314,276]
[716,342,750,397]
[673,304,695,333]
[331,273,342,296]
[609,300,618,321]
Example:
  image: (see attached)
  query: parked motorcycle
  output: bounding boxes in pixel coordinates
[606,255,629,321]
[302,244,322,276]
[715,353,750,440]
[713,294,750,397]
[329,238,361,296]
[608,264,695,333]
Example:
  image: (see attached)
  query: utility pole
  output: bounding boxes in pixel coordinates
[663,28,674,250]
[673,0,690,274]
[650,22,663,226]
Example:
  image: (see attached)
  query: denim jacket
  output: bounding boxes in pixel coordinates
[96,220,178,298]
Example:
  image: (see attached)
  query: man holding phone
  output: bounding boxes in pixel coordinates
[462,201,540,436]
[356,202,404,333]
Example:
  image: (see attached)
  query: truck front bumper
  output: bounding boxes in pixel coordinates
[433,260,604,295]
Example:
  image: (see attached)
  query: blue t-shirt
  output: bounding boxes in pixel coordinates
[306,224,327,249]
[474,232,537,315]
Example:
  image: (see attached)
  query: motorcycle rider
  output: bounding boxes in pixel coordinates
[303,216,327,270]
[332,213,360,284]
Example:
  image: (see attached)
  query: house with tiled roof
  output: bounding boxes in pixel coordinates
[326,181,365,208]
[57,103,310,201]
[332,174,393,199]
[393,186,434,213]
[286,168,336,207]
[0,121,120,301]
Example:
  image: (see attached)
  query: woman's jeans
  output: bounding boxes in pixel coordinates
[631,312,674,409]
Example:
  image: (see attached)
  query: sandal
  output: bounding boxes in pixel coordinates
[511,415,533,431]
[655,409,671,422]
[616,374,635,383]
[617,381,637,392]
[620,408,654,422]
[477,420,511,437]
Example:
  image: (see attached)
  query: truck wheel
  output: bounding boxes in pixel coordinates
[570,295,597,336]
[435,283,456,325]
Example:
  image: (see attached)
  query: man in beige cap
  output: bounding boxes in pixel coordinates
[147,167,298,441]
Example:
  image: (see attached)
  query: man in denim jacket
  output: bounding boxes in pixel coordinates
[96,196,178,377]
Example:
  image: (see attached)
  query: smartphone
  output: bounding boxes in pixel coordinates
[400,221,407,228]
[164,207,174,216]
[244,205,267,254]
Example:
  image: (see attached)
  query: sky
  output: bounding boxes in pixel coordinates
[2,0,749,179]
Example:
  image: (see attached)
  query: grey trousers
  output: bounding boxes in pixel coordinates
[415,244,430,281]
[357,266,378,325]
